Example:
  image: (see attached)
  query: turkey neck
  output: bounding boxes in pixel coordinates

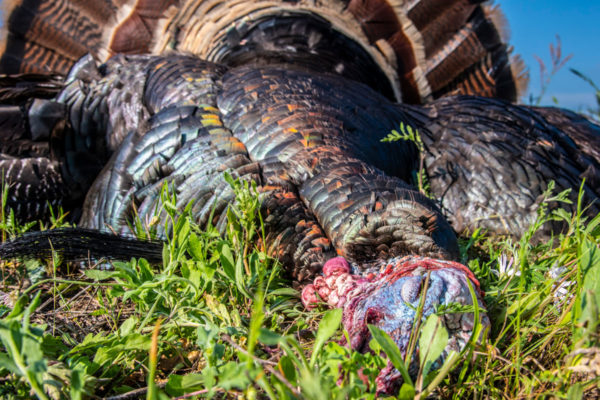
[218,65,459,267]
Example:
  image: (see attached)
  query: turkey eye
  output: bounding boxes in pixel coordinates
[365,308,384,325]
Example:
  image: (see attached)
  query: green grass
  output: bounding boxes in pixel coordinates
[0,177,598,399]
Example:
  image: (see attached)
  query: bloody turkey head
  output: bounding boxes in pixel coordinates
[302,256,489,394]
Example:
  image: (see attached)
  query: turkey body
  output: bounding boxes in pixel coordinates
[64,55,599,249]
[3,55,597,247]
[0,0,599,395]
[407,97,600,238]
[75,54,459,279]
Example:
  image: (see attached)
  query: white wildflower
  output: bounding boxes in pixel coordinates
[492,253,521,278]
[549,265,575,305]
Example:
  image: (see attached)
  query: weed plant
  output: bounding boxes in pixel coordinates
[0,175,597,399]
[381,123,431,198]
[570,69,600,120]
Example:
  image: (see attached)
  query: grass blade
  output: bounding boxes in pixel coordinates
[309,308,342,368]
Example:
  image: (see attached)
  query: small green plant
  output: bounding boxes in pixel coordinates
[530,35,573,106]
[382,122,432,198]
[0,292,50,400]
[0,179,36,241]
[0,292,93,400]
[570,68,600,119]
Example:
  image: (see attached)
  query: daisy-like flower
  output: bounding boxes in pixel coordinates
[549,265,575,305]
[492,253,521,278]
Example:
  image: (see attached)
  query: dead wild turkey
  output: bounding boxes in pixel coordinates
[0,0,598,394]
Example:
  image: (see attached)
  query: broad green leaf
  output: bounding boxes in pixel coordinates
[574,290,599,346]
[584,212,600,235]
[162,244,169,266]
[218,361,254,390]
[268,288,298,296]
[0,351,19,375]
[278,355,297,383]
[258,328,283,346]
[186,265,203,290]
[18,334,47,375]
[23,290,42,329]
[398,383,416,400]
[368,324,413,386]
[369,337,382,354]
[310,308,342,368]
[119,316,139,336]
[138,258,153,282]
[25,259,46,285]
[187,233,203,261]
[219,243,236,281]
[247,290,265,364]
[196,326,222,367]
[202,366,217,391]
[574,239,600,344]
[112,261,139,284]
[419,314,448,379]
[70,369,84,400]
[567,382,584,400]
[580,238,600,302]
[165,373,205,396]
[84,269,121,281]
[41,334,68,359]
[6,295,28,319]
[175,217,191,248]
[299,368,331,400]
[93,334,150,365]
[235,254,251,298]
[0,316,48,399]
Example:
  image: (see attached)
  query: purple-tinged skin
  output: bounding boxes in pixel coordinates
[302,256,490,394]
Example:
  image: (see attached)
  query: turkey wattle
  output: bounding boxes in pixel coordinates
[0,0,598,394]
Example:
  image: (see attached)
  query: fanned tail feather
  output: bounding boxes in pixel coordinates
[0,73,62,103]
[1,0,527,102]
[0,0,177,74]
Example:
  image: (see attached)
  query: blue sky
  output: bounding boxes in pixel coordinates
[501,1,600,110]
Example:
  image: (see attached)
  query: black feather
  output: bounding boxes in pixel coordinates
[0,228,163,263]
